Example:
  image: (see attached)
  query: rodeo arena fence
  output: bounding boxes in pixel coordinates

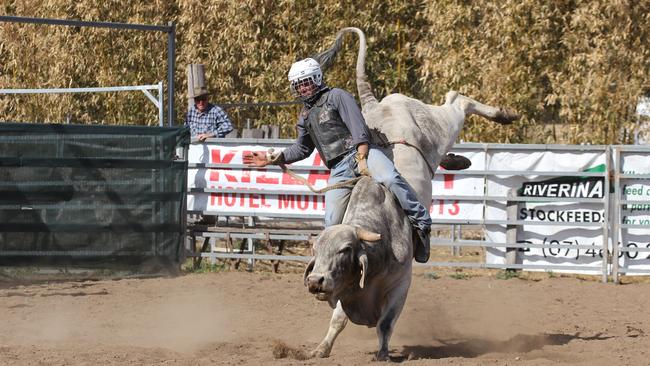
[186,137,650,283]
[0,123,190,274]
[2,15,648,283]
[0,16,186,278]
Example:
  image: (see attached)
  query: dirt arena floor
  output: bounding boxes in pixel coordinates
[2,264,650,366]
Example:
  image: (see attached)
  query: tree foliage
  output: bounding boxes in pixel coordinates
[0,0,647,144]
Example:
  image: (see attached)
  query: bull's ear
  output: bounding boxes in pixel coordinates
[355,227,381,242]
[303,258,315,287]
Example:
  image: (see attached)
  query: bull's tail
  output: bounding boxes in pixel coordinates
[312,27,379,114]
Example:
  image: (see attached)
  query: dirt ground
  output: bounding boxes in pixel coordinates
[1,264,650,366]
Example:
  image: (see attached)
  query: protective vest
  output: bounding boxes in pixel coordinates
[304,90,354,168]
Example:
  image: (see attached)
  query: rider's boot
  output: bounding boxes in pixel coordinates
[413,226,431,263]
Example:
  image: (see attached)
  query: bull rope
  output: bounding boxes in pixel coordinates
[276,140,434,194]
[278,163,363,194]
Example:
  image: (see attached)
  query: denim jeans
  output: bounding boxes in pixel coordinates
[324,147,432,231]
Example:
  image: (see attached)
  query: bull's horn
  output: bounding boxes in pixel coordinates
[303,258,315,287]
[358,252,368,289]
[355,227,381,242]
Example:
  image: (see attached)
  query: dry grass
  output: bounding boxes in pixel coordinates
[1,1,647,144]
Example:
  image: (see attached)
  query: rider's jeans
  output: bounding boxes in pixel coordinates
[324,147,432,232]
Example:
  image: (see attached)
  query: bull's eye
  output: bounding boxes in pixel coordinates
[336,246,351,255]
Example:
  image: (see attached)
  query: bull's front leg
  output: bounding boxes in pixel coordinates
[312,300,348,358]
[375,308,397,361]
[375,282,409,361]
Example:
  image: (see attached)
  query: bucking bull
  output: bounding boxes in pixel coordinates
[303,27,519,360]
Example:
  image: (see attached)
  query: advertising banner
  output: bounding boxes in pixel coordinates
[187,144,326,217]
[484,149,608,273]
[187,142,650,275]
[187,143,484,219]
[617,152,650,273]
[430,150,486,221]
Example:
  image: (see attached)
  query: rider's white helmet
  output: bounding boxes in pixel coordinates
[288,58,323,100]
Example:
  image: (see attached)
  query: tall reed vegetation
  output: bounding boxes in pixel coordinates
[1,1,647,144]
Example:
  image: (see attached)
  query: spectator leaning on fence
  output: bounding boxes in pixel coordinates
[185,86,234,141]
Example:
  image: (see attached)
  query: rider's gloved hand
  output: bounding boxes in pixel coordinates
[355,152,371,176]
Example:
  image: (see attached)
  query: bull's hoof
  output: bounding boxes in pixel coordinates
[440,153,471,170]
[310,346,331,358]
[373,350,390,362]
[494,107,520,125]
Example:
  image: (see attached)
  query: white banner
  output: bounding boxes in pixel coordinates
[431,150,485,221]
[187,144,484,219]
[617,152,650,274]
[188,144,327,216]
[484,150,608,273]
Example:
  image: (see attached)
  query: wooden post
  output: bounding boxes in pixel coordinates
[505,189,520,271]
[187,64,207,111]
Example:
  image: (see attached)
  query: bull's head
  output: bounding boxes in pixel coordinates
[303,225,381,304]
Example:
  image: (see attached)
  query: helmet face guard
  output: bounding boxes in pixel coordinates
[290,77,320,99]
[288,58,323,101]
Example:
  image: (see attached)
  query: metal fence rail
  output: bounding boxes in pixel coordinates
[0,15,176,126]
[0,83,165,126]
[186,140,649,283]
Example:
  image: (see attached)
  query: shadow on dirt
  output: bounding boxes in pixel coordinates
[396,332,613,361]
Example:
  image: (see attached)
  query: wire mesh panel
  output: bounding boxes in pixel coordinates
[0,122,190,272]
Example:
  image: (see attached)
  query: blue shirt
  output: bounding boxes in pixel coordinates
[185,103,234,138]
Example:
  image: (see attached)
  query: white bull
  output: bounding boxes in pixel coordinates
[314,27,518,207]
[304,27,519,360]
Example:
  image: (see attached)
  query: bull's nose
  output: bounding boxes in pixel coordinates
[307,275,325,292]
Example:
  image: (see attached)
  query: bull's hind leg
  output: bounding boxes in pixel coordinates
[445,91,519,125]
[312,301,348,358]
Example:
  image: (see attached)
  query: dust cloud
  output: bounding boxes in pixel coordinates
[2,279,237,353]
